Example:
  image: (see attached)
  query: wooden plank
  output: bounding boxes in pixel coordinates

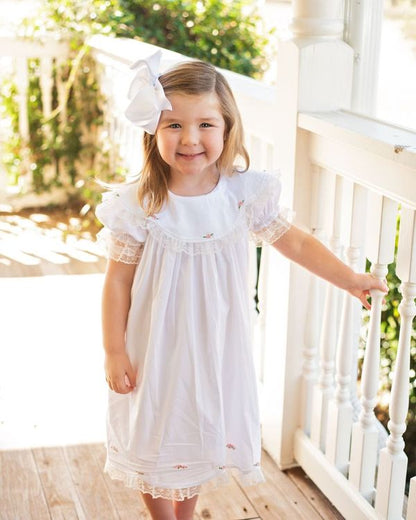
[32,446,82,520]
[0,214,106,278]
[195,478,259,520]
[239,450,325,520]
[286,466,344,520]
[0,449,51,520]
[63,444,119,520]
[91,443,151,519]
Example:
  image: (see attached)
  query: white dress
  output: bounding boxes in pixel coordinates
[96,169,292,500]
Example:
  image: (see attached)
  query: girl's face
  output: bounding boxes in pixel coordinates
[156,92,226,186]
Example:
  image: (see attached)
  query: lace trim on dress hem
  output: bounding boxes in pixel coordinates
[105,463,265,501]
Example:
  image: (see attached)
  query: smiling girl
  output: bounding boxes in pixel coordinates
[96,54,387,520]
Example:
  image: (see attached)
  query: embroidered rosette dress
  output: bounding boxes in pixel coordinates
[96,169,292,500]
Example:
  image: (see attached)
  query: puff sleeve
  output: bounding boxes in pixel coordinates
[244,171,294,246]
[95,183,147,264]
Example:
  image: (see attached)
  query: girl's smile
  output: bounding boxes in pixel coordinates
[156,92,226,195]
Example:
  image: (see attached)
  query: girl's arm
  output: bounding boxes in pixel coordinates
[102,259,137,394]
[272,225,388,309]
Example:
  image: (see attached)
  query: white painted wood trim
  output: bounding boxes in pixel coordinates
[294,429,383,520]
[407,477,416,519]
[298,111,416,168]
[298,112,416,208]
[0,36,67,57]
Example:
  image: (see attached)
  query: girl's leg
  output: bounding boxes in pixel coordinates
[173,495,199,520]
[140,493,176,520]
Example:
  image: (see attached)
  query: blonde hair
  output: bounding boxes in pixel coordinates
[138,60,249,215]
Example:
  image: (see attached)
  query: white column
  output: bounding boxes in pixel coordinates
[325,183,367,474]
[311,173,342,451]
[291,0,345,39]
[375,208,416,518]
[261,0,354,467]
[349,194,398,502]
[344,0,384,115]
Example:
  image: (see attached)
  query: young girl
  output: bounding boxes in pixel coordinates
[96,53,387,520]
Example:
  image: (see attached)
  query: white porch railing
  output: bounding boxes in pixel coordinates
[0,36,71,208]
[2,20,416,520]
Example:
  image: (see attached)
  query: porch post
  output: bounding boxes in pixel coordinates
[344,0,384,115]
[260,0,353,467]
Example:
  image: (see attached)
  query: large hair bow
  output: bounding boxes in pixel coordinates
[124,50,172,134]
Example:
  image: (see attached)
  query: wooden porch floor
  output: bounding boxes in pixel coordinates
[0,210,343,519]
[1,443,343,520]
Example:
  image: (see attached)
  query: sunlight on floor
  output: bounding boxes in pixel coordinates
[0,211,108,449]
[0,273,108,449]
[0,212,104,268]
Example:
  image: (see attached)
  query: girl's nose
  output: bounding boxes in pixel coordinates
[181,126,199,145]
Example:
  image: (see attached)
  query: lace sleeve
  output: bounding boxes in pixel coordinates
[245,171,294,246]
[98,229,144,264]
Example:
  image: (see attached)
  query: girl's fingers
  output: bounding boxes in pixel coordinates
[106,374,135,394]
[361,295,371,310]
[125,366,137,389]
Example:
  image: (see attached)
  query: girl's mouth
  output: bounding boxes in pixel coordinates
[178,152,204,161]
[177,152,204,159]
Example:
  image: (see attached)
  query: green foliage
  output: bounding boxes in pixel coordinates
[117,0,271,78]
[19,0,133,44]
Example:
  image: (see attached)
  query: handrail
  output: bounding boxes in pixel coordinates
[298,110,416,208]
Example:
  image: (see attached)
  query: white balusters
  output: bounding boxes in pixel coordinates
[326,183,367,473]
[15,57,29,143]
[40,57,53,119]
[301,165,326,435]
[408,477,416,519]
[349,194,398,502]
[56,58,68,128]
[375,207,416,518]
[311,171,342,450]
[39,57,55,184]
[15,56,31,190]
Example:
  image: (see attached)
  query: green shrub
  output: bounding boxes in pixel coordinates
[117,0,271,78]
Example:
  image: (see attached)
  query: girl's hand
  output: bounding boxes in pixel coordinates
[347,273,389,310]
[104,352,137,394]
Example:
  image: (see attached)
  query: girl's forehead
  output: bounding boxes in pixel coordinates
[166,92,222,112]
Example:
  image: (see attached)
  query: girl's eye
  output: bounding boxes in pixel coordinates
[200,122,212,128]
[168,123,181,129]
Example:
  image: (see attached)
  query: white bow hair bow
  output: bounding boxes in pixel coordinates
[124,50,172,134]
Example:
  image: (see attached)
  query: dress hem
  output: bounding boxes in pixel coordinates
[104,461,266,501]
